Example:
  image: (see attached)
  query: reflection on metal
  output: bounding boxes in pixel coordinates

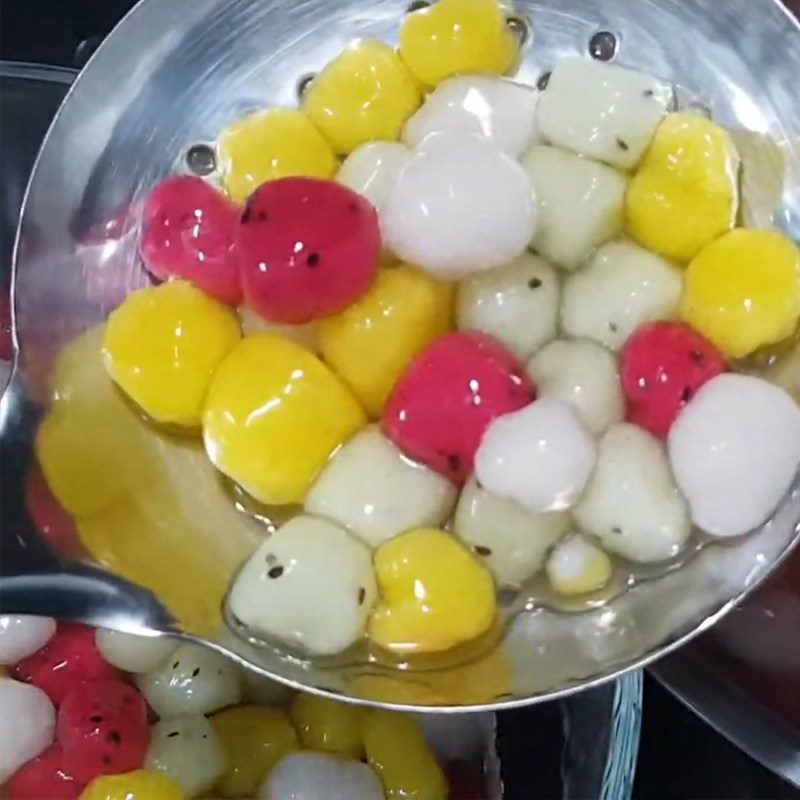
[652,654,800,789]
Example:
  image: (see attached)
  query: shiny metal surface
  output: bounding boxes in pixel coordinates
[2,0,800,710]
[652,654,800,789]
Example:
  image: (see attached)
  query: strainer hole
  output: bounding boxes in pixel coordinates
[536,70,551,90]
[588,30,619,61]
[296,73,316,100]
[506,15,530,46]
[185,144,217,176]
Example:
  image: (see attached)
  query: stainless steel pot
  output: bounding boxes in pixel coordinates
[2,0,799,710]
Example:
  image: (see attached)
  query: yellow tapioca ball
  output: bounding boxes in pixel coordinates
[36,327,155,517]
[79,770,184,800]
[103,281,241,428]
[368,527,496,654]
[681,228,800,358]
[289,693,364,759]
[302,40,421,155]
[626,112,739,263]
[202,334,366,505]
[218,108,336,202]
[399,0,518,87]
[361,709,447,800]
[211,705,298,798]
[317,266,453,417]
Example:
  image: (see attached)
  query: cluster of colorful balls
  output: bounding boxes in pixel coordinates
[86,0,800,657]
[0,616,485,799]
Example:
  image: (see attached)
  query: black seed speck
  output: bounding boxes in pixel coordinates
[90,715,103,723]
[172,661,180,670]
[616,137,629,151]
[191,667,200,677]
[202,734,208,739]
[536,71,551,91]
[358,587,366,605]
[611,526,623,535]
[474,545,492,556]
[691,349,706,363]
[268,565,284,579]
[167,731,180,738]
[447,454,461,474]
[643,89,655,98]
[609,322,618,333]
[407,0,429,11]
[107,730,122,745]
[306,252,320,267]
[681,386,693,403]
[528,277,542,289]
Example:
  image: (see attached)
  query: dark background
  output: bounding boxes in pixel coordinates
[1,1,799,798]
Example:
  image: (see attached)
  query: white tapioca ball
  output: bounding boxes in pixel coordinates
[456,252,559,361]
[522,145,626,270]
[227,515,377,656]
[0,678,55,781]
[136,642,243,717]
[454,477,570,587]
[304,426,456,549]
[145,715,228,797]
[537,57,672,169]
[336,141,412,212]
[561,240,683,350]
[0,615,55,665]
[382,131,537,279]
[402,75,538,158]
[545,534,613,596]
[95,629,177,674]
[574,423,691,562]
[259,752,383,800]
[526,339,624,436]
[475,398,596,513]
[668,374,800,537]
[238,305,318,352]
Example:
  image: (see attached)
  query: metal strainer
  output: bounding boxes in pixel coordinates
[1,0,798,710]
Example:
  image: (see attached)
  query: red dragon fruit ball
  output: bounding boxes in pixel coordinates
[13,622,120,706]
[140,175,241,304]
[621,321,727,438]
[57,679,148,785]
[238,177,380,324]
[8,745,83,800]
[383,331,535,482]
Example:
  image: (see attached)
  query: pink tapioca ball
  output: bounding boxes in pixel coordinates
[8,746,83,800]
[238,177,380,324]
[141,175,241,304]
[12,623,120,706]
[57,679,148,785]
[382,331,535,482]
[621,321,726,438]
